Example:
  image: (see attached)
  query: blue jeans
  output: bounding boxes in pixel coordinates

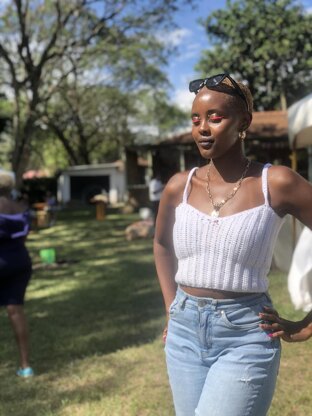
[165,287,281,416]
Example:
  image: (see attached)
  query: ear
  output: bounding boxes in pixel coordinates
[240,112,252,131]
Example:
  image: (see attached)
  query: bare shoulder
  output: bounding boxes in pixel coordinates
[268,165,312,219]
[165,171,190,193]
[162,170,192,206]
[268,165,306,191]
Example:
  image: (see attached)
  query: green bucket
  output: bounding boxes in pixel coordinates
[39,248,56,264]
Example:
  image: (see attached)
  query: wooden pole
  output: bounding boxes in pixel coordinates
[290,149,297,171]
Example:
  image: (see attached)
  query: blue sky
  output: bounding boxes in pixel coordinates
[167,0,312,111]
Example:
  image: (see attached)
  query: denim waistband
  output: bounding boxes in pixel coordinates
[176,286,271,310]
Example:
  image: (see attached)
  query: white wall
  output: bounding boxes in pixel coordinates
[57,164,126,204]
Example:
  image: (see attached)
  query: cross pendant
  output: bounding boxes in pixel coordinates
[210,209,220,218]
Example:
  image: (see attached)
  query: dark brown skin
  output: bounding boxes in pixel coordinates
[259,308,312,342]
[153,87,312,342]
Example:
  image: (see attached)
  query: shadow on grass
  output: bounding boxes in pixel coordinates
[29,257,164,370]
[0,210,166,416]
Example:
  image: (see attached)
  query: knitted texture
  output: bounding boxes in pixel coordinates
[173,165,285,292]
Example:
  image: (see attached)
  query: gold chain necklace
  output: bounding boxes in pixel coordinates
[206,159,251,217]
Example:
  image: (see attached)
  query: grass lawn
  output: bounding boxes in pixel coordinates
[0,208,311,416]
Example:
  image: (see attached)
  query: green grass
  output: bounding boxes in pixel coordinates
[0,208,311,415]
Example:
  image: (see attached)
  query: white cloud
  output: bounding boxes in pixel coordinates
[175,42,202,62]
[172,88,194,112]
[158,28,192,48]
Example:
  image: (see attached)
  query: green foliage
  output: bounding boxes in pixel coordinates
[29,130,69,173]
[131,89,189,143]
[42,82,136,165]
[42,81,188,164]
[196,0,312,110]
[96,29,169,91]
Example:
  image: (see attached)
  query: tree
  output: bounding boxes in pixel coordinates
[38,37,188,165]
[196,0,312,110]
[42,81,136,165]
[0,0,193,184]
[126,88,189,145]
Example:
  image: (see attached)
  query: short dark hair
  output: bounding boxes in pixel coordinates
[216,78,253,113]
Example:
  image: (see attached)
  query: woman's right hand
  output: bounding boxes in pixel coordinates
[259,307,312,342]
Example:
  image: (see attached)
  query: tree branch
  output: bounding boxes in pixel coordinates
[14,0,34,74]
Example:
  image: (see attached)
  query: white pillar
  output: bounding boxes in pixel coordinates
[57,174,70,204]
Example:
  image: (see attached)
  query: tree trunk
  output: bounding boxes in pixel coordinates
[11,119,35,187]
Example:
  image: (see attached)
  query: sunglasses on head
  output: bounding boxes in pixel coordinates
[189,73,249,113]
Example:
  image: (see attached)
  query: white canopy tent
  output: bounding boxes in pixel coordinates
[286,93,312,310]
[288,92,312,178]
[288,92,312,150]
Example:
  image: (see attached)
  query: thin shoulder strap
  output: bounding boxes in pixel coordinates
[182,167,198,203]
[262,163,272,206]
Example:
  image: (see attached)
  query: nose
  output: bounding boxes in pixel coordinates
[198,118,211,136]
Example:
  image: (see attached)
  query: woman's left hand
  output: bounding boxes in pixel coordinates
[259,307,312,342]
[162,325,168,343]
[162,313,170,343]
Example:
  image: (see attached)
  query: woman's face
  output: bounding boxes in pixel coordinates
[191,88,248,160]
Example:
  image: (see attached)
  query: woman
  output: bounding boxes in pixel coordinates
[0,170,34,377]
[153,74,312,416]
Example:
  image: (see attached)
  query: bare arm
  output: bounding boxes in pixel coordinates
[153,174,184,315]
[154,172,190,321]
[261,167,312,341]
[269,166,312,228]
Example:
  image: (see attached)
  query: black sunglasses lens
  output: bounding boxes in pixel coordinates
[206,74,225,87]
[189,75,226,93]
[189,79,204,93]
[189,74,249,111]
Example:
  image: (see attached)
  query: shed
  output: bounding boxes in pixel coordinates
[57,161,126,205]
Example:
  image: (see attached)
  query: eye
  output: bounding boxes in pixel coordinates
[209,115,224,123]
[191,115,200,124]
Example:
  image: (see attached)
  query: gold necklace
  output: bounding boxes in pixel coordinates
[206,159,251,217]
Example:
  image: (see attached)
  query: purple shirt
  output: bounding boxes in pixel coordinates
[0,211,30,240]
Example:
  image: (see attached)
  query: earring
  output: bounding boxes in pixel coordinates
[239,131,246,140]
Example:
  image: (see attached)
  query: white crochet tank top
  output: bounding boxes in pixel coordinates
[173,164,285,292]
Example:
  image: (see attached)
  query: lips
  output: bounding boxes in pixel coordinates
[198,138,214,149]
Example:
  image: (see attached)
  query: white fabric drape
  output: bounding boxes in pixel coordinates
[273,215,303,272]
[288,93,312,149]
[287,226,312,312]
